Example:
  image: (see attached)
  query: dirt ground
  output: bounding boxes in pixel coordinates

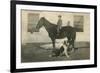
[21,42,90,63]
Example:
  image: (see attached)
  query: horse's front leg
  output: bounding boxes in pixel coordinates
[51,38,56,49]
[51,39,57,57]
[52,40,55,49]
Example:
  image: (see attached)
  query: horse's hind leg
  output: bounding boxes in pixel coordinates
[53,42,55,49]
[71,40,75,53]
[51,39,55,49]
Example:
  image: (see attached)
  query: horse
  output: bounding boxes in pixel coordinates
[36,17,76,52]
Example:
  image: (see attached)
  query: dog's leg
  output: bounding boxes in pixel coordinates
[64,47,69,58]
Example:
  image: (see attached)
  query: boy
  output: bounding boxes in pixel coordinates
[57,15,62,35]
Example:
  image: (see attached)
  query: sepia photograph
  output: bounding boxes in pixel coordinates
[21,10,90,62]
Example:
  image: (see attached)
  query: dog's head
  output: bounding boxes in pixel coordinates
[63,40,70,47]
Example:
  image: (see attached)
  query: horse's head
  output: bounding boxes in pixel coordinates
[36,17,45,32]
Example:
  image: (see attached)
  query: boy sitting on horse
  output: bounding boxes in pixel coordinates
[57,15,62,35]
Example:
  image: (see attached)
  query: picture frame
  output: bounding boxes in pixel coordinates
[10,0,97,73]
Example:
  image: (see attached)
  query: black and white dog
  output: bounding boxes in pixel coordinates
[51,40,73,58]
[50,40,78,58]
[58,40,70,57]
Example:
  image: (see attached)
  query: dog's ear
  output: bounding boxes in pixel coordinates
[65,44,68,46]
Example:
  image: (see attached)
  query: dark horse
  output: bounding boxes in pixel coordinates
[36,17,76,50]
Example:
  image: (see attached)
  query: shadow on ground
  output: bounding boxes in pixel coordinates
[21,42,90,63]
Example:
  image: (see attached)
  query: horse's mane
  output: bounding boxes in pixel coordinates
[42,17,57,27]
[41,17,73,29]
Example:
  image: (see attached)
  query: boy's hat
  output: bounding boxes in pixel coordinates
[58,15,62,17]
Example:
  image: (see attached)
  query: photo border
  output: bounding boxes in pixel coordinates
[10,0,97,72]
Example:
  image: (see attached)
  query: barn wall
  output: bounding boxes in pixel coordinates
[21,10,90,44]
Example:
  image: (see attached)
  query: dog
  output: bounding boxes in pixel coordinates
[50,40,70,58]
[59,40,70,58]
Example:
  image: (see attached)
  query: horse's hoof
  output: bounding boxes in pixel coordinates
[49,54,57,57]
